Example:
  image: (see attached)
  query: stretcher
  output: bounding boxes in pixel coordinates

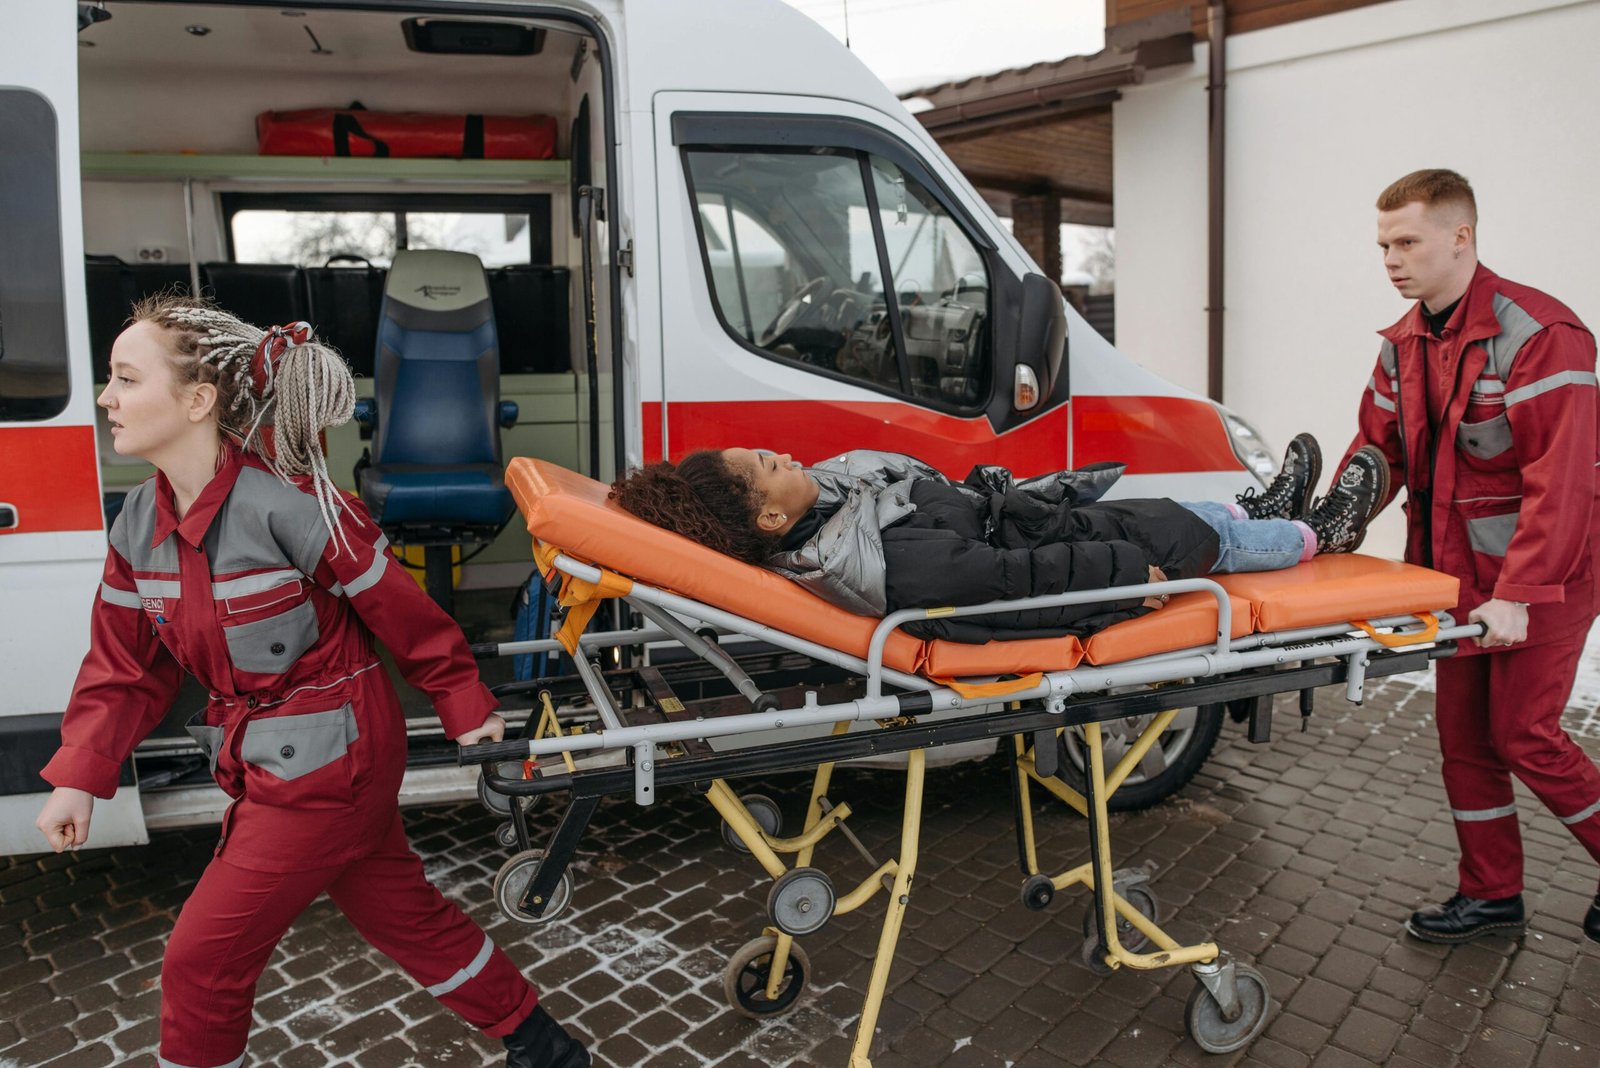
[459,458,1481,1064]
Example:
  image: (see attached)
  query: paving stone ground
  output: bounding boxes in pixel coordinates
[5,654,1600,1067]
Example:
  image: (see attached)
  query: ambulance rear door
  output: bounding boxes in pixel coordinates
[0,2,149,852]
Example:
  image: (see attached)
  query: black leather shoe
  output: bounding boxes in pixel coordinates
[1405,892,1526,944]
[1237,432,1322,520]
[503,1005,590,1068]
[1584,894,1600,944]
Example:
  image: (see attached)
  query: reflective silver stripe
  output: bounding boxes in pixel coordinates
[100,583,143,609]
[1379,339,1397,376]
[158,1054,245,1068]
[1559,797,1600,826]
[135,578,184,599]
[257,661,381,711]
[1453,804,1517,822]
[1486,293,1544,381]
[342,551,389,598]
[1371,390,1396,413]
[373,533,391,556]
[212,569,303,600]
[1504,369,1598,407]
[426,934,494,997]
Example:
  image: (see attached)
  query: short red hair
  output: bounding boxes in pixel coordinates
[1376,169,1477,225]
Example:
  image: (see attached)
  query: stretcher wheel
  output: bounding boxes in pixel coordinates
[1080,882,1159,976]
[477,764,521,816]
[723,936,810,1018]
[721,793,783,854]
[767,867,835,936]
[493,849,573,926]
[1185,963,1271,1053]
[495,820,519,849]
[1021,874,1056,911]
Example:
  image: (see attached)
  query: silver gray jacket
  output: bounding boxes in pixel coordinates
[765,450,1123,615]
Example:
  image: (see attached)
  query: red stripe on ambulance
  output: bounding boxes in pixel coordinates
[0,425,103,534]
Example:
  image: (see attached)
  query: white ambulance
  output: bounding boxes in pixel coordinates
[0,0,1275,852]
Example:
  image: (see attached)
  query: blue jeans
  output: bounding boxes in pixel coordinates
[1181,501,1305,574]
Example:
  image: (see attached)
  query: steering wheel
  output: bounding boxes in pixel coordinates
[756,276,829,347]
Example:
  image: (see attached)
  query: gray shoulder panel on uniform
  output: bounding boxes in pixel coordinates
[1379,339,1397,377]
[210,467,331,577]
[110,479,179,573]
[1487,293,1546,382]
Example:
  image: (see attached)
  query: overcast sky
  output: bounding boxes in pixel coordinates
[782,0,1107,95]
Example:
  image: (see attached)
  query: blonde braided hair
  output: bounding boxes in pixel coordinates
[130,292,357,555]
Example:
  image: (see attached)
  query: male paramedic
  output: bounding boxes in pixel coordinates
[1342,168,1600,945]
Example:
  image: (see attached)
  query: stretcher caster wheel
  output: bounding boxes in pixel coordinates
[1080,881,1159,976]
[723,936,810,1018]
[1185,963,1270,1053]
[477,764,523,817]
[721,793,782,854]
[495,820,520,849]
[1021,874,1056,911]
[767,867,835,936]
[493,849,573,926]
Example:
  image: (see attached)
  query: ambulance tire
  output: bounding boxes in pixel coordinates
[1058,704,1224,812]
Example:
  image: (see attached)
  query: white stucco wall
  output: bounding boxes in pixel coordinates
[1114,0,1600,556]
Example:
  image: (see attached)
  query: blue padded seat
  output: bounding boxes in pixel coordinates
[357,250,514,531]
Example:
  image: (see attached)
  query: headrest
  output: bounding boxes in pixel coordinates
[383,250,491,314]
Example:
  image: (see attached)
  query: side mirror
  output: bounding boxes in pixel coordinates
[1014,272,1067,409]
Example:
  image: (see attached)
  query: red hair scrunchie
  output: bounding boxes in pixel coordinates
[250,321,314,397]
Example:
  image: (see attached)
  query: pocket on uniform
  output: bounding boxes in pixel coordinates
[240,705,359,807]
[1457,413,1512,461]
[223,599,319,675]
[183,712,224,775]
[1464,510,1518,556]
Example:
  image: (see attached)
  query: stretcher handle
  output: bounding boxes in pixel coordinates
[1351,613,1439,647]
[458,739,532,765]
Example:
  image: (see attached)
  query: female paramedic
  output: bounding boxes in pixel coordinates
[33,295,588,1068]
[612,436,1391,642]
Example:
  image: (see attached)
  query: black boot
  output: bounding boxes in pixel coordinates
[1406,892,1526,943]
[503,1005,590,1068]
[1236,432,1322,520]
[1584,894,1600,944]
[1302,446,1390,553]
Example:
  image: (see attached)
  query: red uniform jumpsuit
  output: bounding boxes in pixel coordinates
[42,446,539,1068]
[1343,263,1600,899]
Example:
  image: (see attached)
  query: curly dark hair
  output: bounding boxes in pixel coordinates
[609,449,780,564]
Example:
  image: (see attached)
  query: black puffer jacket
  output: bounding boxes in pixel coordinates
[886,479,1219,641]
[770,450,1220,642]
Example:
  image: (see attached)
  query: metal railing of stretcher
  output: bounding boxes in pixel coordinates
[459,548,1483,1065]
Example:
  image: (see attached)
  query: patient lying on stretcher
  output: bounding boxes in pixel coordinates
[611,435,1389,642]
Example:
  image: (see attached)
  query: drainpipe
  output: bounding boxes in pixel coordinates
[1206,1,1227,402]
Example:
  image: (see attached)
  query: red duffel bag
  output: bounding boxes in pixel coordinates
[256,106,557,160]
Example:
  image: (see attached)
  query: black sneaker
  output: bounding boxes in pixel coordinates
[1303,446,1390,553]
[503,1005,591,1068]
[1584,893,1600,944]
[1236,432,1322,520]
[1406,892,1526,944]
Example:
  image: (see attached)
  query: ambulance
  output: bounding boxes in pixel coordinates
[0,0,1276,852]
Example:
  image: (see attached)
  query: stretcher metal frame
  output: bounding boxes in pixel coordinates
[461,547,1479,1064]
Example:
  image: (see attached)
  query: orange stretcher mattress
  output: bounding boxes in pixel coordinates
[505,458,1459,679]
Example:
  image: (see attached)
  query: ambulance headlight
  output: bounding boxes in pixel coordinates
[1215,405,1275,487]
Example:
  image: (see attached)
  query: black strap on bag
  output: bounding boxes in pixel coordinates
[462,114,485,159]
[332,112,390,157]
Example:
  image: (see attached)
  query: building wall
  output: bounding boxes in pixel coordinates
[1113,0,1600,556]
[1107,0,1392,38]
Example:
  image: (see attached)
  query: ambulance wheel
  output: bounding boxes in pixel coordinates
[767,867,835,936]
[721,793,783,854]
[723,936,810,1018]
[1080,883,1159,976]
[1021,874,1056,911]
[494,820,519,849]
[1060,704,1224,811]
[493,850,573,926]
[1185,964,1271,1054]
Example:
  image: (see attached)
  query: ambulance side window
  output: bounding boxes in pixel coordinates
[683,145,991,412]
[0,90,71,421]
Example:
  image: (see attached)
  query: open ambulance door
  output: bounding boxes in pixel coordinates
[0,3,150,852]
[648,92,1068,474]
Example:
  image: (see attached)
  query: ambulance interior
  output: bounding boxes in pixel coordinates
[75,3,617,783]
[77,2,614,604]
